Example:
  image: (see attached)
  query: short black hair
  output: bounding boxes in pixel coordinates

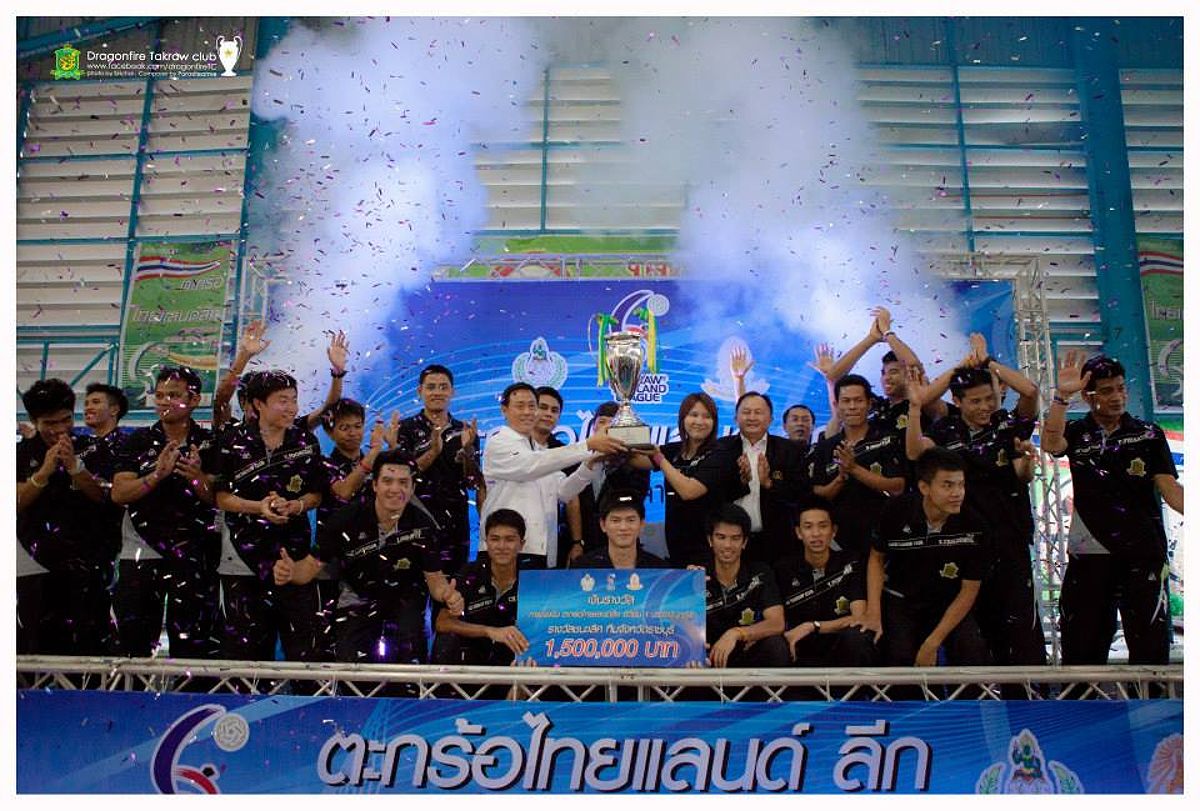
[881,350,900,365]
[501,381,537,406]
[1081,354,1126,392]
[372,448,418,480]
[705,502,752,539]
[782,403,814,424]
[597,488,645,519]
[735,390,773,415]
[322,398,365,433]
[596,400,620,419]
[156,366,203,397]
[949,367,993,400]
[535,386,563,409]
[794,496,836,524]
[419,364,454,385]
[915,446,965,484]
[834,374,873,401]
[22,378,75,420]
[247,370,297,406]
[85,382,129,419]
[484,508,526,539]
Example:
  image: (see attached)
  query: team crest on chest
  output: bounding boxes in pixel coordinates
[939,562,960,579]
[896,413,908,429]
[870,462,883,476]
[835,595,850,615]
[739,608,756,626]
[1127,457,1146,477]
[394,558,412,570]
[996,449,1008,467]
[286,475,303,493]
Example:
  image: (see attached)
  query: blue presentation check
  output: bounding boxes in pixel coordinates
[515,568,707,667]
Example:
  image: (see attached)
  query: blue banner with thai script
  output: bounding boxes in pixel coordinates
[514,569,706,667]
[17,692,1182,794]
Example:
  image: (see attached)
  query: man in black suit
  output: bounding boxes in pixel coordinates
[714,392,810,566]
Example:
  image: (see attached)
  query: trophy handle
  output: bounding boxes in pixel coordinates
[234,35,243,50]
[216,35,226,48]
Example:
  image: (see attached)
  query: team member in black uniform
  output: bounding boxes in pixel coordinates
[79,381,132,593]
[394,364,481,575]
[1042,352,1183,665]
[575,401,654,554]
[569,490,669,570]
[433,508,528,666]
[16,378,112,654]
[652,392,742,566]
[209,371,328,661]
[860,448,989,667]
[703,503,789,668]
[317,449,464,663]
[907,359,1046,669]
[713,392,808,566]
[809,375,907,557]
[111,366,220,658]
[776,499,877,667]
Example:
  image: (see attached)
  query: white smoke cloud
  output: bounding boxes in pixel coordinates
[548,17,967,367]
[245,17,545,400]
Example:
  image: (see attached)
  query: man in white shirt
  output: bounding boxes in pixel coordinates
[481,383,627,568]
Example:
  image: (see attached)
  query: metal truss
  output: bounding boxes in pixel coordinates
[15,657,1182,703]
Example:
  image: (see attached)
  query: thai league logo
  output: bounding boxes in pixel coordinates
[52,44,82,80]
[151,704,249,794]
[217,35,242,76]
[976,729,1083,794]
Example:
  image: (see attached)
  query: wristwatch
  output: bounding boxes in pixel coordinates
[812,620,822,633]
[71,458,85,475]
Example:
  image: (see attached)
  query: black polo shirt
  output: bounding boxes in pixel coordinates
[317,500,442,616]
[78,427,128,561]
[443,555,521,665]
[1055,412,1177,560]
[116,420,219,568]
[17,432,110,572]
[927,409,1034,554]
[808,424,906,555]
[871,493,986,609]
[704,560,782,642]
[395,412,477,549]
[569,544,669,569]
[776,549,865,627]
[869,397,931,436]
[211,420,328,581]
[661,440,739,566]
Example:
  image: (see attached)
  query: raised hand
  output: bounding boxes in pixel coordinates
[240,319,271,357]
[737,453,753,485]
[756,452,772,488]
[905,365,932,407]
[460,417,478,449]
[174,444,204,482]
[968,332,989,366]
[56,435,79,474]
[808,342,836,380]
[155,440,182,479]
[729,345,754,380]
[327,330,349,374]
[834,440,858,475]
[382,410,400,448]
[871,305,893,339]
[368,418,385,452]
[1055,349,1092,398]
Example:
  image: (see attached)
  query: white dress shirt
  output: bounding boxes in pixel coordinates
[481,425,600,564]
[734,433,768,533]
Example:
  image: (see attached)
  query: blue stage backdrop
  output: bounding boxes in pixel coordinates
[342,279,1014,553]
[16,692,1182,794]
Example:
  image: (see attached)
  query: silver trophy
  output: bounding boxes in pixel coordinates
[602,330,653,448]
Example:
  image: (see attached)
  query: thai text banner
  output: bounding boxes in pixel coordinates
[16,692,1182,794]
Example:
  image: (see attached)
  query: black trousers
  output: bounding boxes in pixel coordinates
[334,602,429,665]
[975,550,1047,667]
[726,634,791,668]
[113,559,219,659]
[881,594,990,667]
[792,626,879,668]
[17,568,114,656]
[219,576,325,662]
[1059,554,1171,666]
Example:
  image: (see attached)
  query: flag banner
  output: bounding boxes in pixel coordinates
[1137,236,1183,411]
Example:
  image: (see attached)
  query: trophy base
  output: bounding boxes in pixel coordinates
[607,423,654,450]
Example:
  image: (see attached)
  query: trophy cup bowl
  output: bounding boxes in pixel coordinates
[217,35,242,77]
[603,331,654,449]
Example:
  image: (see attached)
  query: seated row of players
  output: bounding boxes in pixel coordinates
[16,307,1181,670]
